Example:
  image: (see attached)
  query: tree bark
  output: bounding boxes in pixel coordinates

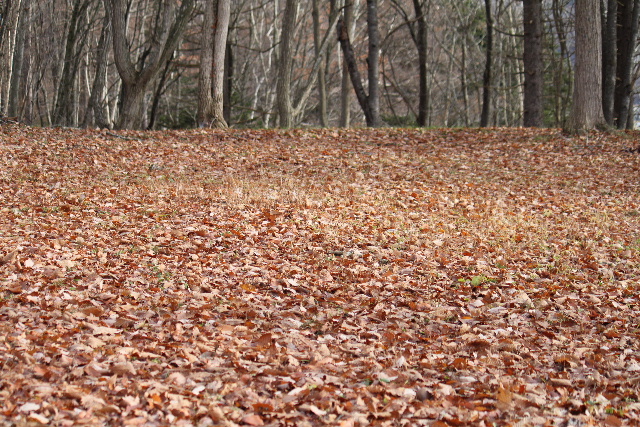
[614,0,640,129]
[340,0,356,128]
[276,0,296,128]
[0,0,23,116]
[565,0,607,133]
[223,41,232,124]
[312,0,328,126]
[338,16,372,126]
[523,0,543,127]
[105,0,195,129]
[480,0,492,127]
[197,0,230,128]
[8,0,28,118]
[601,0,617,125]
[413,0,429,127]
[53,0,90,127]
[366,0,381,127]
[197,0,215,127]
[83,12,112,129]
[338,0,381,127]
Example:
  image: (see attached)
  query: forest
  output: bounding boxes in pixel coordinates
[0,0,637,131]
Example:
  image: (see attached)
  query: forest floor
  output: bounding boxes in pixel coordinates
[0,124,639,427]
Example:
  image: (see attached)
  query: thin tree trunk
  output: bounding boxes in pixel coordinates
[413,0,429,127]
[461,40,469,127]
[523,0,543,127]
[8,0,28,118]
[53,0,90,126]
[83,12,112,128]
[366,0,381,127]
[614,0,640,128]
[223,41,232,124]
[552,0,572,127]
[338,15,373,125]
[0,0,23,116]
[337,0,381,127]
[340,0,356,127]
[148,57,173,130]
[480,0,493,127]
[602,0,617,125]
[312,0,328,126]
[565,0,606,133]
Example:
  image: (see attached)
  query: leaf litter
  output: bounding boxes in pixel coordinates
[0,125,639,426]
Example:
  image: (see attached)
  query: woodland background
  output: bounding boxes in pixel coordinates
[0,0,636,131]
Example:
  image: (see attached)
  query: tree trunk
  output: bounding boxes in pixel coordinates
[197,0,230,128]
[0,0,23,116]
[8,0,29,119]
[276,0,296,128]
[337,0,381,127]
[147,57,173,130]
[118,80,148,130]
[461,40,469,126]
[312,0,328,126]
[551,0,572,127]
[211,0,231,128]
[366,0,381,127]
[340,0,356,127]
[614,0,640,129]
[601,0,617,125]
[83,13,112,129]
[338,16,372,126]
[523,0,543,127]
[565,0,606,133]
[223,41,232,124]
[197,0,215,127]
[413,0,429,127]
[53,0,90,127]
[480,0,493,127]
[105,0,195,129]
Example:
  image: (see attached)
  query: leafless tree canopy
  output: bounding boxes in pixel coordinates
[1,0,638,130]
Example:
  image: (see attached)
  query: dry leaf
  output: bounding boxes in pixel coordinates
[241,414,264,426]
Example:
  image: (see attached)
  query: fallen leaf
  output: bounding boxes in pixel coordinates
[241,414,264,426]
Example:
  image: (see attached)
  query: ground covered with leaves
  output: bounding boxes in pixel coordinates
[0,125,639,427]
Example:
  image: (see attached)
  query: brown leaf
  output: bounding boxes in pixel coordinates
[496,386,513,410]
[604,414,622,427]
[241,414,264,426]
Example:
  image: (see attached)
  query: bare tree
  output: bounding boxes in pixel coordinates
[276,0,297,128]
[313,0,339,127]
[197,0,231,128]
[338,0,382,127]
[82,11,112,128]
[565,0,606,133]
[339,0,357,127]
[523,0,543,127]
[275,0,339,128]
[480,0,492,127]
[105,0,195,129]
[602,0,617,125]
[0,0,23,116]
[613,0,640,129]
[53,0,92,127]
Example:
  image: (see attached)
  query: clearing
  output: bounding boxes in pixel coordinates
[0,125,639,426]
